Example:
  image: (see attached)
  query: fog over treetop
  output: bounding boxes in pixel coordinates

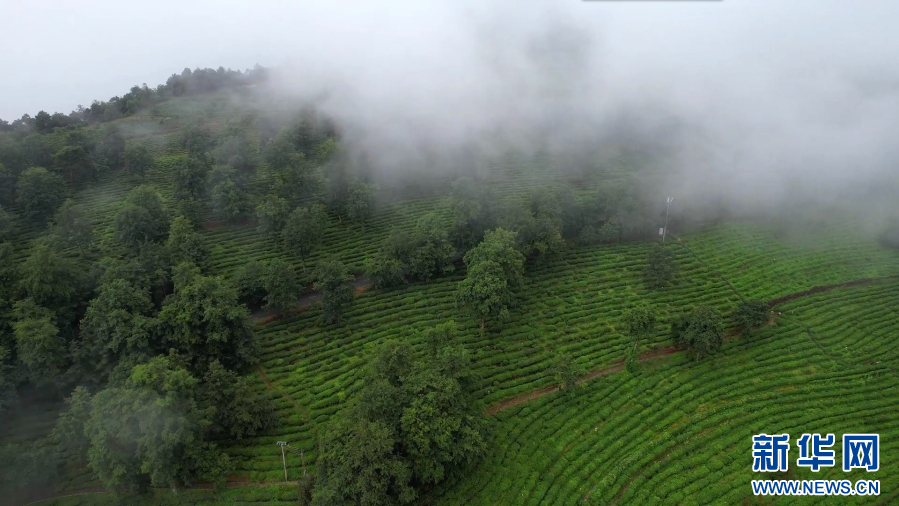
[2,1,898,211]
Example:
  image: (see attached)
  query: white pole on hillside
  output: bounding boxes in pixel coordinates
[277,441,288,481]
[662,197,673,243]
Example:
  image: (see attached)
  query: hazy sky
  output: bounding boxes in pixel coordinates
[2,1,897,213]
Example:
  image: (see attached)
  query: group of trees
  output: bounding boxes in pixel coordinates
[312,322,487,505]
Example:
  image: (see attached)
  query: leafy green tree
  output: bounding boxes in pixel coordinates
[644,243,677,289]
[0,346,16,416]
[179,124,214,160]
[16,166,66,220]
[215,134,254,173]
[671,306,724,360]
[0,204,16,242]
[197,360,276,440]
[363,254,405,289]
[123,143,154,179]
[552,352,584,392]
[173,156,209,203]
[115,186,170,251]
[18,241,82,316]
[314,260,354,325]
[282,204,328,271]
[255,194,290,242]
[263,259,302,312]
[381,213,455,282]
[51,386,92,464]
[449,178,497,248]
[13,299,66,387]
[210,178,250,221]
[76,278,156,382]
[156,263,257,373]
[166,215,209,266]
[314,334,486,505]
[345,178,375,227]
[622,303,656,374]
[85,356,231,493]
[456,229,525,334]
[232,260,268,309]
[53,199,93,252]
[732,300,769,335]
[98,127,126,170]
[0,163,14,206]
[53,145,96,182]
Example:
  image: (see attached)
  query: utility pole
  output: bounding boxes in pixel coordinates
[301,449,307,478]
[662,197,673,243]
[277,441,288,481]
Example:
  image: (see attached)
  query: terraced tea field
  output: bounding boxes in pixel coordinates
[431,280,899,505]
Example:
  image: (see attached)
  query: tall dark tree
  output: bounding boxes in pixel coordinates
[671,306,724,360]
[0,204,16,242]
[12,299,66,387]
[314,260,354,325]
[314,330,486,505]
[255,194,290,243]
[644,243,677,289]
[52,145,96,182]
[84,356,232,493]
[156,263,257,373]
[53,199,93,253]
[345,178,375,228]
[262,259,302,312]
[0,346,16,416]
[731,300,769,335]
[282,204,328,271]
[18,241,83,316]
[16,167,66,220]
[123,144,154,179]
[166,216,209,267]
[114,186,170,252]
[456,229,525,335]
[622,303,656,373]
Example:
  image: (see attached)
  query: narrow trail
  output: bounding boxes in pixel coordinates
[252,277,372,324]
[254,365,322,455]
[484,275,899,417]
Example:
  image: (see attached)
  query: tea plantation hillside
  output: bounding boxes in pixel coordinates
[1,84,898,506]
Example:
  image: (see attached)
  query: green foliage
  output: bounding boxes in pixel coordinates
[345,178,375,226]
[232,260,268,308]
[211,177,250,221]
[53,145,96,182]
[381,212,456,282]
[123,143,154,179]
[53,198,93,251]
[156,263,257,373]
[76,278,155,382]
[98,127,126,169]
[282,204,328,268]
[263,258,302,312]
[457,229,525,332]
[623,303,656,341]
[499,187,565,259]
[671,306,724,360]
[314,260,354,325]
[314,333,486,505]
[179,124,214,160]
[364,254,405,289]
[17,241,83,315]
[0,204,16,242]
[731,300,769,334]
[644,243,677,289]
[115,185,170,251]
[16,166,66,220]
[52,386,93,463]
[166,215,209,266]
[172,156,210,212]
[85,355,231,493]
[255,194,290,242]
[198,360,277,440]
[12,299,66,386]
[215,134,254,172]
[0,346,15,415]
[450,178,498,248]
[552,352,583,392]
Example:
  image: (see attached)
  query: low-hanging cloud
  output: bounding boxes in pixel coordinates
[3,0,898,219]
